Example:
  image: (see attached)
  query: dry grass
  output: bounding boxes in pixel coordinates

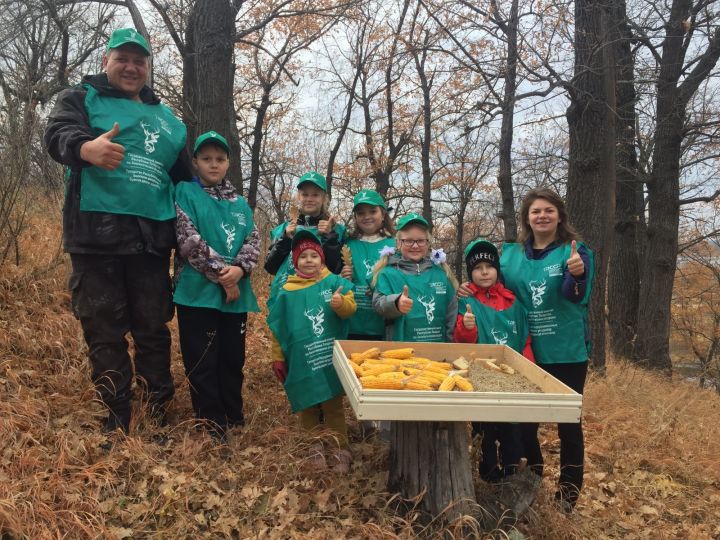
[1,206,719,539]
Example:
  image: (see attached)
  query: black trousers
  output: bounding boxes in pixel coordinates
[523,361,588,501]
[473,422,523,481]
[69,253,174,416]
[176,305,247,428]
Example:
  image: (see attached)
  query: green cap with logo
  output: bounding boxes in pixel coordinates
[193,131,230,156]
[297,171,327,192]
[107,28,151,56]
[353,189,386,209]
[463,238,498,259]
[396,212,429,231]
[291,226,322,248]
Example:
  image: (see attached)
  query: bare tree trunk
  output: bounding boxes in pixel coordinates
[248,84,272,209]
[416,47,433,228]
[387,421,475,521]
[496,0,519,243]
[608,0,643,360]
[566,0,616,372]
[183,0,243,192]
[633,1,720,372]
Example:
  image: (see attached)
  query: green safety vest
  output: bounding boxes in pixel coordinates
[457,296,529,354]
[266,220,346,310]
[376,265,453,342]
[500,242,594,364]
[173,181,259,313]
[79,84,186,221]
[346,237,395,336]
[267,273,353,412]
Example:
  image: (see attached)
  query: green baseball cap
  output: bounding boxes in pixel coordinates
[193,131,230,155]
[463,238,498,259]
[291,226,322,248]
[396,212,429,231]
[297,171,327,192]
[353,189,386,209]
[107,28,151,56]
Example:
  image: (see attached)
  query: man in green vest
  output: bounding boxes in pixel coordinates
[44,28,191,436]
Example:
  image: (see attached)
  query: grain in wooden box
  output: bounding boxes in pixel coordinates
[332,340,582,423]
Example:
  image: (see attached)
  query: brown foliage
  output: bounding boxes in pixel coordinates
[1,207,719,538]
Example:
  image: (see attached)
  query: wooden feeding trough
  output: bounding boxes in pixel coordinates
[332,340,582,522]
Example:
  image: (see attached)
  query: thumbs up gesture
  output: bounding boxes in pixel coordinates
[330,286,344,309]
[318,215,335,235]
[566,240,585,277]
[463,303,476,329]
[397,285,413,315]
[79,122,125,170]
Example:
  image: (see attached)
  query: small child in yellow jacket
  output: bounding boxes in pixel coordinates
[267,228,356,472]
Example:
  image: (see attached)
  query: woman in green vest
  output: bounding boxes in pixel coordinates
[263,172,345,310]
[500,188,594,512]
[340,189,396,341]
[372,213,458,342]
[174,131,260,441]
[267,228,356,473]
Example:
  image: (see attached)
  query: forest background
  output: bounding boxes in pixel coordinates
[0,0,719,538]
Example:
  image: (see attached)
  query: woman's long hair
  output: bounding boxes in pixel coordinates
[518,187,581,244]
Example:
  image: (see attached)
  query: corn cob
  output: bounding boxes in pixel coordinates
[341,245,353,267]
[427,361,453,370]
[380,348,415,359]
[423,365,453,376]
[361,364,397,377]
[404,381,434,391]
[349,360,363,377]
[438,376,456,391]
[350,347,381,363]
[289,205,299,221]
[360,377,404,390]
[453,375,474,392]
[377,371,407,380]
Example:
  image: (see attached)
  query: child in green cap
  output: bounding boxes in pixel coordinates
[267,228,356,473]
[174,131,260,440]
[264,172,345,310]
[340,189,396,341]
[371,213,458,342]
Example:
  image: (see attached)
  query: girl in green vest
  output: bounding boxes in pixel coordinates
[455,238,534,483]
[340,189,396,341]
[372,213,458,342]
[500,188,594,512]
[263,172,345,310]
[267,228,356,473]
[174,131,260,441]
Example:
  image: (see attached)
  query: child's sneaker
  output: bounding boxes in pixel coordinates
[307,443,327,470]
[328,448,352,473]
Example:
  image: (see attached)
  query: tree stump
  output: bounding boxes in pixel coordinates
[387,420,475,520]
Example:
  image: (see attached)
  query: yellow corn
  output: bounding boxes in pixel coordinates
[361,377,404,390]
[361,364,397,377]
[428,361,453,371]
[351,347,381,362]
[341,245,353,266]
[380,348,415,359]
[423,365,453,376]
[438,376,456,391]
[377,371,407,380]
[349,361,363,377]
[404,381,434,391]
[453,375,474,392]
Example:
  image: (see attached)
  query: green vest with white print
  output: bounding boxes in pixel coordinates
[501,242,594,364]
[79,84,186,220]
[173,181,259,313]
[376,265,452,342]
[346,237,395,337]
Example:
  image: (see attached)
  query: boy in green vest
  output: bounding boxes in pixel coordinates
[267,228,356,472]
[454,239,534,482]
[174,131,260,441]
